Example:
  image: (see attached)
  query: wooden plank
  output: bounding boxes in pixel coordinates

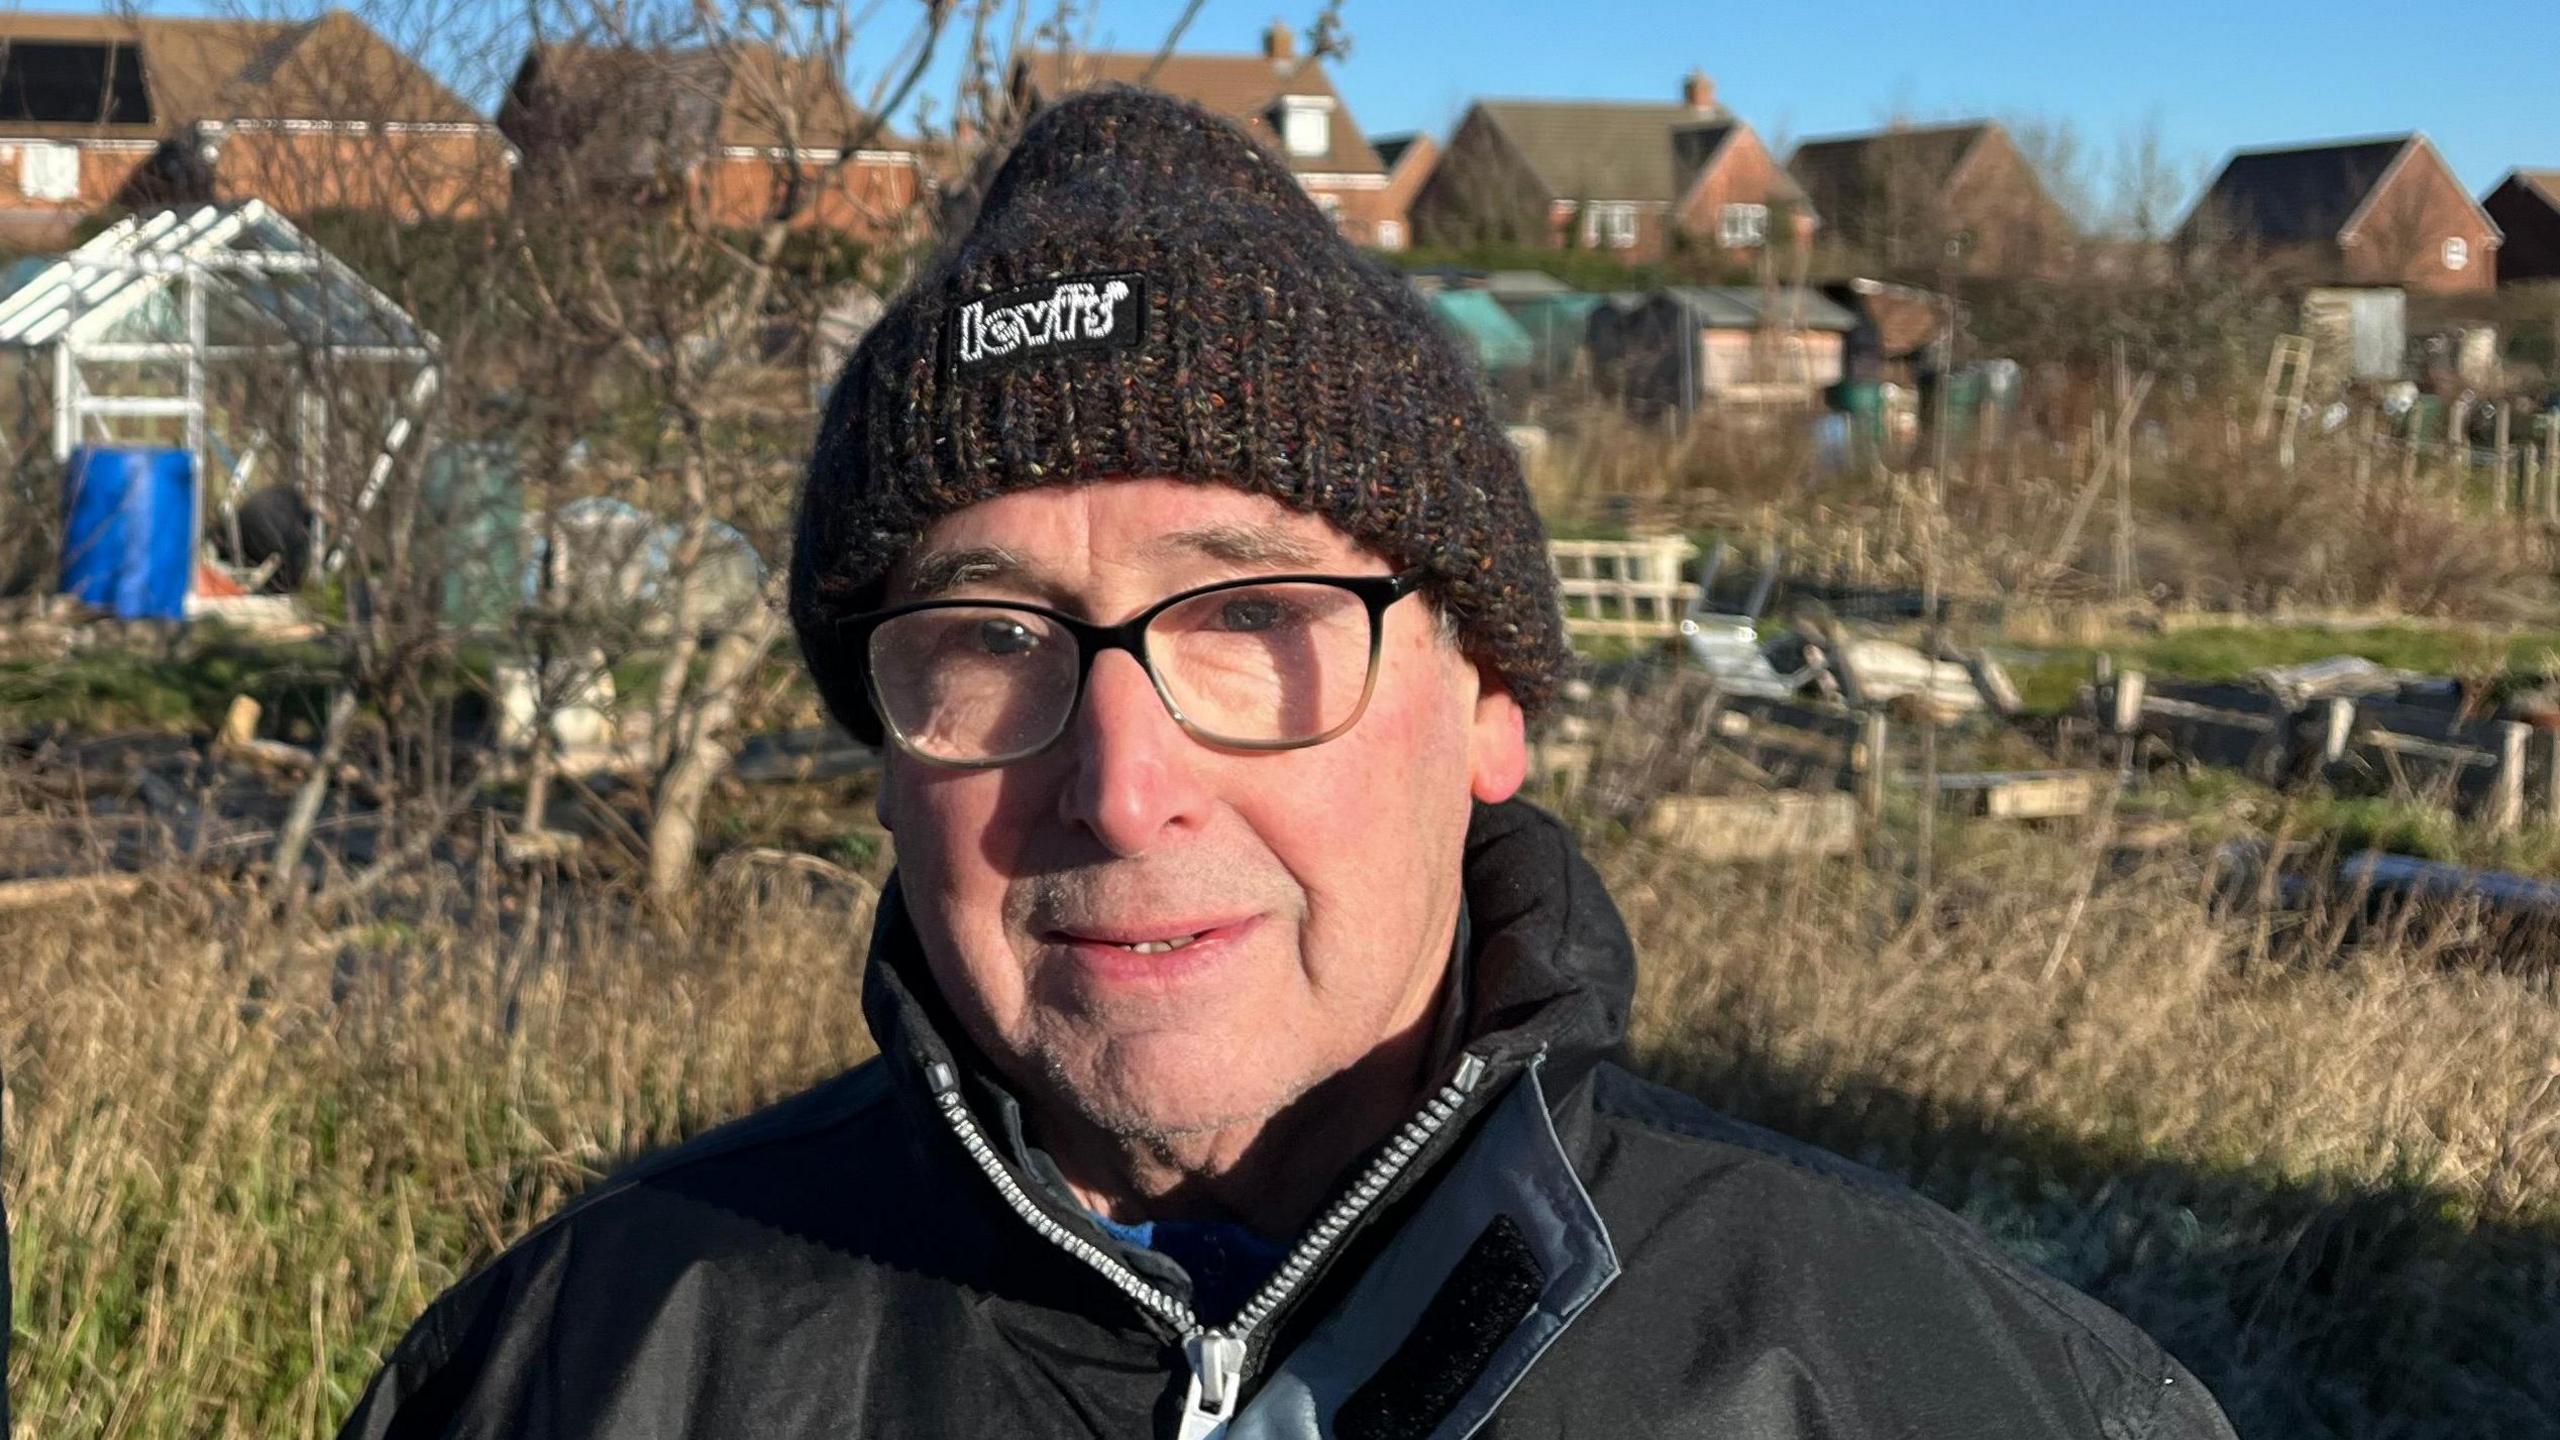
[1719,693,1866,746]
[2140,694,2278,732]
[0,872,148,912]
[1639,791,1860,864]
[1931,770,2103,820]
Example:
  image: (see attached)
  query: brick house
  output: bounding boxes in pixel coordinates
[1410,72,1815,264]
[2480,170,2560,285]
[0,10,511,241]
[1011,26,1406,251]
[1371,132,1437,249]
[2178,134,2500,294]
[1787,121,2074,278]
[499,43,925,239]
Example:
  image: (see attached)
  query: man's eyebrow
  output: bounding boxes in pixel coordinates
[899,545,1030,600]
[1145,524,1325,569]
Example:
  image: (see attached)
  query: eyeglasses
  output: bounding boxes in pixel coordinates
[843,567,1430,767]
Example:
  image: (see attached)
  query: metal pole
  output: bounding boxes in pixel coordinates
[183,261,207,612]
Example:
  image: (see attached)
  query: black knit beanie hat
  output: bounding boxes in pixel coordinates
[790,85,1567,745]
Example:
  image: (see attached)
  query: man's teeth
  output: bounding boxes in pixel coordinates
[1115,933,1201,954]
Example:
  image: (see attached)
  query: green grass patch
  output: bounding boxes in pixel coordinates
[1997,623,2560,717]
[0,628,343,735]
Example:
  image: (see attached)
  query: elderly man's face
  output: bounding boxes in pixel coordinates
[876,479,1527,1143]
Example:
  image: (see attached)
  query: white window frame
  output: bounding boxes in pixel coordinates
[1718,202,1769,249]
[1375,218,1406,251]
[1278,96,1334,160]
[2443,235,2469,271]
[1312,192,1344,224]
[1581,201,1639,250]
[18,141,79,202]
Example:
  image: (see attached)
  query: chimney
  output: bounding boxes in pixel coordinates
[1683,69,1716,113]
[1264,21,1296,63]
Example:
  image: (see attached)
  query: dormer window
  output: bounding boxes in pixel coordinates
[1277,96,1333,159]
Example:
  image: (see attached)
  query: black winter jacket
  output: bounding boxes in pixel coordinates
[337,799,2236,1440]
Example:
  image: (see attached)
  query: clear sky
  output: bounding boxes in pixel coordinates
[129,0,2557,217]
[1033,0,2556,215]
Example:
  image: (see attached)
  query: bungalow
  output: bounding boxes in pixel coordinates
[1411,72,1815,263]
[2178,134,2499,294]
[0,10,512,241]
[499,42,925,239]
[2481,171,2560,285]
[1787,121,2074,278]
[1011,26,1406,250]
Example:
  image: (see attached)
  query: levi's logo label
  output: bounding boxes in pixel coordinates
[949,272,1147,376]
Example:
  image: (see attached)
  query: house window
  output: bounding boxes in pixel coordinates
[1718,202,1768,248]
[1279,97,1332,159]
[2443,236,2469,271]
[1312,192,1344,225]
[1375,218,1405,251]
[18,142,78,201]
[1582,201,1638,250]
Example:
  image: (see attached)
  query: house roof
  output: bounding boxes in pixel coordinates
[1014,49,1382,175]
[505,41,908,174]
[1787,121,1991,215]
[1471,98,1766,204]
[2184,135,2417,244]
[2497,168,2560,212]
[1655,285,1857,331]
[0,10,483,137]
[1373,132,1424,170]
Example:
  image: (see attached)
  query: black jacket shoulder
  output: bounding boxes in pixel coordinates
[343,1061,932,1433]
[1558,1063,2235,1440]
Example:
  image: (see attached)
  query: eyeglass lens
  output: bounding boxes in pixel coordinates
[866,580,1379,763]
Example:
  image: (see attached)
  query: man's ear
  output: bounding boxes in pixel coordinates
[1466,659,1529,804]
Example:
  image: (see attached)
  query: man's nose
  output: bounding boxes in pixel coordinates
[1057,649,1213,856]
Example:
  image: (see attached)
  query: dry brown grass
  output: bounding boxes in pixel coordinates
[1526,399,2553,623]
[3,787,2557,1436]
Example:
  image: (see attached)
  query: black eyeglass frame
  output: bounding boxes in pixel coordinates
[841,566,1433,769]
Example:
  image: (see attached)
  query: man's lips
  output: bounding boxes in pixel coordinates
[1040,916,1261,975]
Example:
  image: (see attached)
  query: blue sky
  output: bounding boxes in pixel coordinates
[1030,0,2555,213]
[131,0,2556,214]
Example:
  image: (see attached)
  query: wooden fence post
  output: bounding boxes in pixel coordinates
[2322,697,2355,766]
[2494,406,2512,514]
[2491,721,2529,833]
[1857,710,1889,821]
[2542,727,2560,830]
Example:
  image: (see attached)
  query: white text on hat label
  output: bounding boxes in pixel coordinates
[951,272,1148,374]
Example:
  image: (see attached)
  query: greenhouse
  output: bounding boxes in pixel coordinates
[0,200,438,596]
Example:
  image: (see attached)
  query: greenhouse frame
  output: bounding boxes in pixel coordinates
[0,200,440,585]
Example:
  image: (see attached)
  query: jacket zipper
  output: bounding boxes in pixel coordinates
[927,1051,1492,1440]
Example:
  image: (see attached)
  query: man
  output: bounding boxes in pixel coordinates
[339,89,2235,1440]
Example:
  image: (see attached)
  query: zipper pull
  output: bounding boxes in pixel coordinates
[1176,1331,1248,1440]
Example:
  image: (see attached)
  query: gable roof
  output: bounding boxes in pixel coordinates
[1373,132,1424,171]
[1656,285,1858,332]
[1014,49,1381,175]
[2184,135,2421,244]
[1787,121,1990,214]
[2494,168,2560,212]
[1470,98,1755,204]
[505,41,907,175]
[0,10,483,137]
